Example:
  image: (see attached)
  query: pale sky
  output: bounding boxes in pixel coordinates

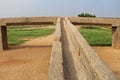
[0,0,120,18]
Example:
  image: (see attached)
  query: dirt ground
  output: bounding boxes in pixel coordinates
[0,33,120,80]
[92,46,120,79]
[0,34,54,80]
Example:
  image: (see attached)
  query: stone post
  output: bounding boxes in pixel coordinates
[112,26,120,49]
[0,26,8,50]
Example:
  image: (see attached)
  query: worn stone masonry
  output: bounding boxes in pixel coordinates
[62,18,117,80]
[69,17,120,49]
[0,17,119,80]
[49,18,64,80]
[0,17,57,50]
[49,17,118,80]
[0,17,120,50]
[112,26,120,49]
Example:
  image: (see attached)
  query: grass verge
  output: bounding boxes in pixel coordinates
[79,26,112,46]
[7,26,55,45]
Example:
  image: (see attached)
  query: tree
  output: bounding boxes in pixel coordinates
[78,13,96,18]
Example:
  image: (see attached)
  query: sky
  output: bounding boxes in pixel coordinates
[0,0,120,18]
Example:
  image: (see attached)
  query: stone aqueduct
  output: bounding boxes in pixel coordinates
[0,17,120,80]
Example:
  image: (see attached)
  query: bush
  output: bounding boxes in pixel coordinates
[78,13,96,18]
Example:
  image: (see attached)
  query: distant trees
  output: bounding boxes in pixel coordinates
[78,13,96,18]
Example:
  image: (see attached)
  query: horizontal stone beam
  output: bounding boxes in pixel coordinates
[0,17,57,26]
[69,17,120,26]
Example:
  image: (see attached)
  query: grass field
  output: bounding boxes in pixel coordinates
[7,26,55,45]
[79,26,112,46]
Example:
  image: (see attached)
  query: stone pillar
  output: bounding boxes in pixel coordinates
[112,26,120,49]
[0,26,8,50]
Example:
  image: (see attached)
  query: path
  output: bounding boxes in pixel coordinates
[0,34,54,80]
[92,46,120,79]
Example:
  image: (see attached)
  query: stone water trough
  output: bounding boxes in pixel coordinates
[0,17,120,80]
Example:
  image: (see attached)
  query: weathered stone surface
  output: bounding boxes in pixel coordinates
[49,41,64,80]
[0,17,119,79]
[69,17,120,26]
[0,17,120,50]
[69,17,120,49]
[112,26,120,49]
[0,17,57,26]
[0,26,8,51]
[49,18,64,80]
[61,18,117,80]
[61,18,84,80]
[0,17,57,50]
[54,18,61,41]
[0,27,3,50]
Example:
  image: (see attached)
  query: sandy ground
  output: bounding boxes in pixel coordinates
[92,46,120,79]
[0,32,120,80]
[0,34,54,80]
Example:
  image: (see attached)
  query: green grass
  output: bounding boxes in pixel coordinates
[7,26,55,45]
[79,26,112,46]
